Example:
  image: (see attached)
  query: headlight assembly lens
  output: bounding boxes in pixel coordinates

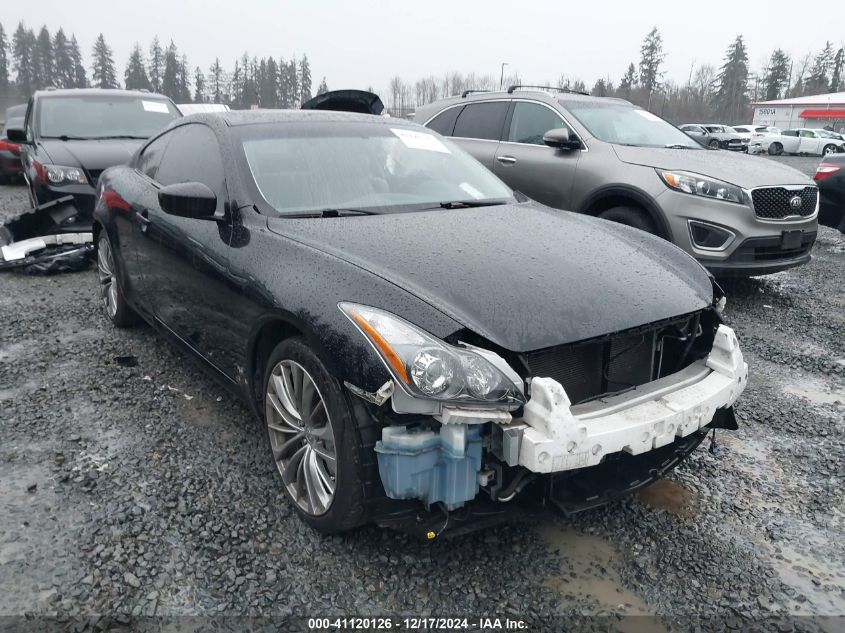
[658,169,744,204]
[340,302,525,407]
[44,164,87,186]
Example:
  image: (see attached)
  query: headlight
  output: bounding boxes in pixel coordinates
[44,164,87,186]
[339,302,525,407]
[657,169,745,204]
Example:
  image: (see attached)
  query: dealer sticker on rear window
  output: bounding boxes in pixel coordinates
[391,128,450,153]
[142,100,170,114]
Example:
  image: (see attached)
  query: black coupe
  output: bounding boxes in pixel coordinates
[94,111,747,536]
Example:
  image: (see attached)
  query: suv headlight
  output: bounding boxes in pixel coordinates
[340,302,525,407]
[44,164,87,186]
[657,169,745,204]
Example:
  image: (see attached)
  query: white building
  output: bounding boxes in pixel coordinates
[751,92,845,132]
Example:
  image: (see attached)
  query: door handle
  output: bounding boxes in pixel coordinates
[496,155,517,165]
[137,209,151,233]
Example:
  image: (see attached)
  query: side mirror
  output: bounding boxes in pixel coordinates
[543,127,581,150]
[6,127,26,143]
[158,182,217,220]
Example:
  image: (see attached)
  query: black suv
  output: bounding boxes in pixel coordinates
[7,89,181,226]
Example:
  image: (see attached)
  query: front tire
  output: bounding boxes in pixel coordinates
[598,206,658,235]
[262,338,367,533]
[708,139,720,149]
[823,144,837,156]
[96,234,139,327]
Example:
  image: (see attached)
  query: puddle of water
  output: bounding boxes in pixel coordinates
[783,380,845,406]
[536,521,664,632]
[762,542,845,616]
[636,480,693,518]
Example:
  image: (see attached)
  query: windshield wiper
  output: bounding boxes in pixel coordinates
[318,208,380,217]
[41,135,96,141]
[437,200,508,209]
[92,135,149,140]
[664,144,697,149]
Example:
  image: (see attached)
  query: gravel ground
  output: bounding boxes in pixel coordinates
[1,157,843,633]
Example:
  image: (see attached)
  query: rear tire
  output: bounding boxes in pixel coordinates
[262,337,368,534]
[96,234,139,328]
[768,143,783,156]
[598,206,658,235]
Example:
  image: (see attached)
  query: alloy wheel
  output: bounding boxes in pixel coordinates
[265,359,337,515]
[97,237,118,319]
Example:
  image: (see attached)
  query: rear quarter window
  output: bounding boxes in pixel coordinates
[425,106,463,136]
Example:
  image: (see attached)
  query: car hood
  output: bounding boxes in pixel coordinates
[38,138,144,171]
[267,204,713,352]
[613,144,814,188]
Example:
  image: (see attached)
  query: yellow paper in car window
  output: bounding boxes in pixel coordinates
[391,128,450,153]
[142,100,170,114]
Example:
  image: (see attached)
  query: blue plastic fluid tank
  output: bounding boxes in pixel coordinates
[375,424,483,510]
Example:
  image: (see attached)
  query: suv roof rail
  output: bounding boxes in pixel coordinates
[507,84,590,97]
[461,89,493,98]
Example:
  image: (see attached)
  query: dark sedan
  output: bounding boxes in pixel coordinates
[0,104,26,183]
[6,88,181,231]
[814,155,845,233]
[94,111,747,536]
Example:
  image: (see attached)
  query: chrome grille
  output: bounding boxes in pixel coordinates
[751,186,817,219]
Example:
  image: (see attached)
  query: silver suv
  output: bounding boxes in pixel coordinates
[415,88,819,276]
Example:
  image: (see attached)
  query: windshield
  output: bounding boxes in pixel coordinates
[38,95,181,139]
[562,101,702,149]
[817,130,837,138]
[240,122,514,215]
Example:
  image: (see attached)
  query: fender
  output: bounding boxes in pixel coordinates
[579,184,673,241]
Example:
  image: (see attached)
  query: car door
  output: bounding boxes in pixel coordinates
[448,101,509,169]
[493,100,581,209]
[799,130,820,154]
[137,123,240,376]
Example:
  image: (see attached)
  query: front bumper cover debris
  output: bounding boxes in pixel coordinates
[514,324,747,473]
[0,196,93,274]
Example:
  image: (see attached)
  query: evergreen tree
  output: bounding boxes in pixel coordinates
[714,35,749,123]
[279,57,298,107]
[317,77,328,95]
[34,26,54,88]
[208,57,224,103]
[299,54,312,103]
[619,63,637,98]
[91,33,118,88]
[177,53,190,102]
[0,23,10,94]
[260,56,279,107]
[763,49,790,101]
[161,41,180,99]
[805,42,834,94]
[124,43,150,91]
[52,28,74,88]
[831,48,843,93]
[148,37,163,93]
[12,23,35,98]
[193,66,205,103]
[69,35,87,87]
[638,27,664,103]
[229,60,241,108]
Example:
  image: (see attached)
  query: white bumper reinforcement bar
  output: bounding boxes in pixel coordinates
[511,324,748,474]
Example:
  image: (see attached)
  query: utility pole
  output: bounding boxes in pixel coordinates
[500,62,509,89]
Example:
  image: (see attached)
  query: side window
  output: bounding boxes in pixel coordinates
[507,102,567,145]
[156,124,226,211]
[799,130,813,138]
[452,102,509,141]
[136,133,172,180]
[783,130,798,137]
[426,106,463,136]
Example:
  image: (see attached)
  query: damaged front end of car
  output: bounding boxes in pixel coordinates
[0,195,93,273]
[339,299,747,539]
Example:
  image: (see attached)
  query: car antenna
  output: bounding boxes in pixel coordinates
[507,84,590,96]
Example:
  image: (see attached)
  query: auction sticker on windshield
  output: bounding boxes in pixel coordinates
[391,128,450,153]
[142,100,170,113]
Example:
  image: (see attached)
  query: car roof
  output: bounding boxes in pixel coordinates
[177,108,415,129]
[33,88,172,100]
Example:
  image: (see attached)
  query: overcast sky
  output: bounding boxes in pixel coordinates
[8,0,845,94]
